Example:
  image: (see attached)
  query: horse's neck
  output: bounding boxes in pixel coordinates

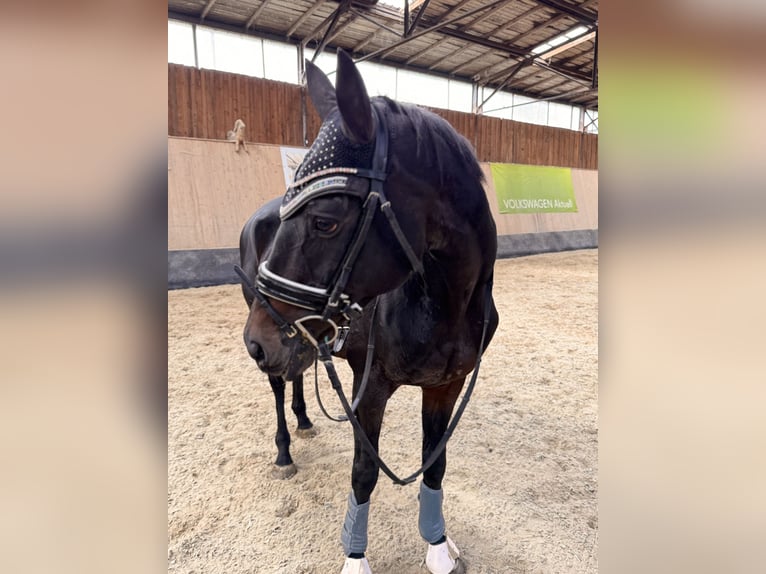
[422,186,494,308]
[421,234,489,324]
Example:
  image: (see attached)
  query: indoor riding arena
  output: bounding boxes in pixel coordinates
[168,1,598,573]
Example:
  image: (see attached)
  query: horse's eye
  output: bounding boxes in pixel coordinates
[313,218,338,234]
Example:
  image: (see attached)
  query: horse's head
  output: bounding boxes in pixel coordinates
[244,50,425,378]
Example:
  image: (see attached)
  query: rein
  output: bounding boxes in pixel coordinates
[316,281,494,486]
[313,297,379,422]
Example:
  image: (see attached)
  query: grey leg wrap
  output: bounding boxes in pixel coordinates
[341,491,370,556]
[418,481,446,544]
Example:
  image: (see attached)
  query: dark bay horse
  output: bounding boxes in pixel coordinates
[238,51,498,574]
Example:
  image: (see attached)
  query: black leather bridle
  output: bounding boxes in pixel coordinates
[236,107,423,348]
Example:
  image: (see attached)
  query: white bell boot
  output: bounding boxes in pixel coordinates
[424,536,464,574]
[341,556,373,574]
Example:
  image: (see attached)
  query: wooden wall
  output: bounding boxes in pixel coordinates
[168,64,597,169]
[424,108,598,169]
[168,64,308,145]
[168,137,597,251]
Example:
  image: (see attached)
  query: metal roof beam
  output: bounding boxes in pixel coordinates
[506,13,568,46]
[357,0,510,63]
[406,0,432,36]
[244,0,273,30]
[485,5,545,39]
[591,28,598,88]
[348,7,404,38]
[302,7,340,48]
[286,0,326,37]
[412,0,512,70]
[428,43,472,70]
[310,0,351,60]
[437,28,527,58]
[531,58,592,85]
[531,0,597,25]
[461,0,515,29]
[482,86,595,115]
[473,46,591,93]
[466,57,512,79]
[326,13,359,45]
[518,73,568,93]
[478,60,530,112]
[353,28,382,52]
[405,36,451,65]
[200,0,218,21]
[554,44,590,66]
[433,0,475,24]
[484,60,531,84]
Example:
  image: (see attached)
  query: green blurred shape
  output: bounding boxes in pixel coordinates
[602,59,723,156]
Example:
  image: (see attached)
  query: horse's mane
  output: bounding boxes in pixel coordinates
[373,97,485,193]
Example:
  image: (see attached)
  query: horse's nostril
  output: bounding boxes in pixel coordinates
[247,339,266,363]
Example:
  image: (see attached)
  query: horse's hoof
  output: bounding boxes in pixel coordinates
[270,463,297,480]
[423,557,465,574]
[295,426,318,439]
[341,556,372,574]
[424,536,464,574]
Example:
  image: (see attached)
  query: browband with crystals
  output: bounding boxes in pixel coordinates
[279,171,371,220]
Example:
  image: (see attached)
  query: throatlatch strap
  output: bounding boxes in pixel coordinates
[379,195,425,278]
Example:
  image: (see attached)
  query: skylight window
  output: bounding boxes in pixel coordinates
[565,25,589,39]
[379,0,406,10]
[530,25,592,57]
[547,35,568,48]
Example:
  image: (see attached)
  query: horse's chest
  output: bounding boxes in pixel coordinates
[380,315,476,387]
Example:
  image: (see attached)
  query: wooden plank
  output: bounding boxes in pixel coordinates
[198,69,209,138]
[170,65,178,136]
[167,64,597,164]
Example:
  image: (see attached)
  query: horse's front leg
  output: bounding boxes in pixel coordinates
[268,375,297,479]
[291,374,317,438]
[340,377,392,574]
[420,379,467,574]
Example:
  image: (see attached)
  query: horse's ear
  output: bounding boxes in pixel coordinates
[305,59,337,120]
[335,50,375,144]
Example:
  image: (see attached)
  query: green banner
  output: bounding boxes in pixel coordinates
[490,163,578,214]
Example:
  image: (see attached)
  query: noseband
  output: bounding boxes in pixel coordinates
[237,107,424,348]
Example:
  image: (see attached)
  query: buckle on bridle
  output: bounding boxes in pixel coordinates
[333,326,351,353]
[280,324,298,339]
[342,302,363,321]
